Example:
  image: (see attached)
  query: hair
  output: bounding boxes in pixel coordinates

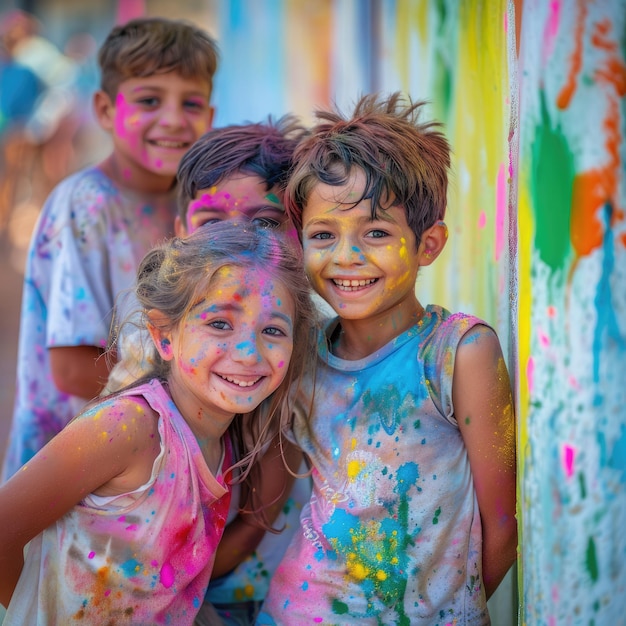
[285,92,451,248]
[132,220,317,524]
[98,17,219,98]
[176,115,308,221]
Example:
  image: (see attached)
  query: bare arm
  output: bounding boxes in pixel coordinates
[0,396,159,606]
[212,437,303,578]
[453,325,517,599]
[49,345,113,399]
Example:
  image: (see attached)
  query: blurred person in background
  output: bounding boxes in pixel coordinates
[1,16,218,482]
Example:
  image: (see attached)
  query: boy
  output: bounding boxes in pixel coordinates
[106,117,314,626]
[258,93,517,625]
[2,17,218,480]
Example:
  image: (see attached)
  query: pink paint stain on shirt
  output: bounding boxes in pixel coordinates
[478,210,486,229]
[563,444,575,478]
[160,561,175,588]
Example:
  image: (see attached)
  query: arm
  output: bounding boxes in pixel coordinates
[453,325,517,599]
[0,396,159,606]
[50,345,112,398]
[212,437,303,578]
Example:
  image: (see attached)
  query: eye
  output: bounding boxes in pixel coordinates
[366,229,388,239]
[209,319,232,331]
[137,96,159,107]
[195,217,222,228]
[263,326,287,337]
[184,100,207,112]
[252,216,281,229]
[311,231,333,240]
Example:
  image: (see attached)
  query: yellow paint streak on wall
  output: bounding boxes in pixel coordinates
[285,0,333,122]
[516,163,534,595]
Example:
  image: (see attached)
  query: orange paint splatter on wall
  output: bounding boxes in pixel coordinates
[571,96,624,256]
[556,0,587,110]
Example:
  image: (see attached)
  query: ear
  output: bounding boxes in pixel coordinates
[146,310,174,361]
[174,215,188,238]
[93,90,115,132]
[417,221,448,266]
[206,105,215,130]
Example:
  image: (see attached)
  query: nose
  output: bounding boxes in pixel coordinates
[333,236,365,266]
[158,101,186,129]
[232,333,262,365]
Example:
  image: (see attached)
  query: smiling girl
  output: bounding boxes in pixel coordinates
[0,222,317,625]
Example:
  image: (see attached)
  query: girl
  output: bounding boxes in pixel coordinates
[0,221,316,625]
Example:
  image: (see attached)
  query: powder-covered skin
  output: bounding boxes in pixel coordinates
[2,166,177,480]
[3,379,232,625]
[259,307,491,626]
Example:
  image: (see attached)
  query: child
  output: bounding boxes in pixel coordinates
[0,221,317,625]
[258,93,517,625]
[2,17,218,481]
[107,118,316,626]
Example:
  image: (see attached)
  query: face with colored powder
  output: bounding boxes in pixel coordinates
[181,173,294,238]
[156,265,294,427]
[301,168,423,322]
[104,71,213,183]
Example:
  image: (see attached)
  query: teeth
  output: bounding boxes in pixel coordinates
[153,140,186,148]
[219,374,260,387]
[333,278,377,291]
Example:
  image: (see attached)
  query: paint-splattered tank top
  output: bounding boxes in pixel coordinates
[3,379,232,625]
[260,305,490,625]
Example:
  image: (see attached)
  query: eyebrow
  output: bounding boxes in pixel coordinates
[191,301,294,329]
[304,211,395,227]
[131,85,208,98]
[190,205,286,214]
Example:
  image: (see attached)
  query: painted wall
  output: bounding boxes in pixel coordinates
[517,0,626,622]
[213,0,626,622]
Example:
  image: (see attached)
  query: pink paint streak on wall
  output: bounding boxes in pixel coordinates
[562,444,575,478]
[542,0,562,66]
[495,163,507,260]
[115,0,145,25]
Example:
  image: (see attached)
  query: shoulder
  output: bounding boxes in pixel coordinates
[34,167,115,227]
[75,389,159,444]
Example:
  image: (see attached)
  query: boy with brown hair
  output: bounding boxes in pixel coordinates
[259,93,517,625]
[2,17,218,480]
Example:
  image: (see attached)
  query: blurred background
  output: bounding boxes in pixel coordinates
[1,1,624,624]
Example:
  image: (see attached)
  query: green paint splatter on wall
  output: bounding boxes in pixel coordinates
[585,536,599,582]
[531,91,575,273]
[578,472,587,499]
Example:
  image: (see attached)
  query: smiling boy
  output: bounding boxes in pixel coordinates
[2,17,218,480]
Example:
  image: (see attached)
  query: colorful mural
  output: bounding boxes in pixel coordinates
[214,0,626,622]
[517,0,626,622]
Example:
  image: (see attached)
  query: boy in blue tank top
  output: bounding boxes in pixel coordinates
[259,93,517,625]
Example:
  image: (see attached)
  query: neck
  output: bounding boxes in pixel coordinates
[332,302,425,360]
[99,154,176,195]
[166,381,232,475]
